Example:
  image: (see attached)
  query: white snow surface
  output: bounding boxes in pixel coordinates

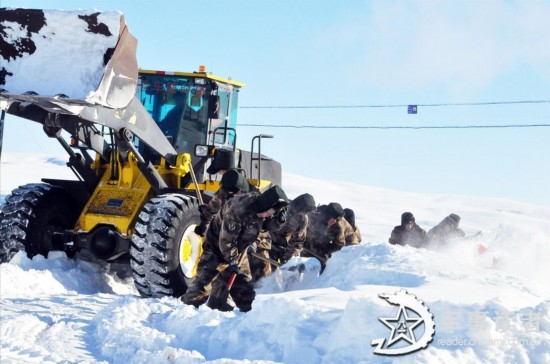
[1,153,549,363]
[1,9,121,99]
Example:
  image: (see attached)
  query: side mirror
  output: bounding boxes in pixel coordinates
[208,95,220,119]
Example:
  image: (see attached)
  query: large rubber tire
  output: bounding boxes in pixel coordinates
[0,183,80,263]
[130,193,202,297]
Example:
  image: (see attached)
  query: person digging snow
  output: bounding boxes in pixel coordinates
[181,185,288,312]
[388,212,427,248]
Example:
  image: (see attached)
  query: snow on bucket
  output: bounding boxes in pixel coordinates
[0,8,137,108]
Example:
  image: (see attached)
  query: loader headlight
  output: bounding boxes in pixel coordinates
[194,144,211,157]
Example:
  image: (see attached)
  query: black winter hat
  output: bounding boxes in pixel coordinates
[207,149,235,174]
[325,202,345,220]
[290,193,316,213]
[344,208,356,228]
[401,212,415,226]
[316,204,328,216]
[252,185,289,213]
[220,169,248,193]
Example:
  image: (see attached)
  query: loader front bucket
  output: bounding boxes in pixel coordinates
[0,8,177,162]
[0,8,137,109]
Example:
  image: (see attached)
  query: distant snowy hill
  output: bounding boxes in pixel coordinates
[1,153,549,363]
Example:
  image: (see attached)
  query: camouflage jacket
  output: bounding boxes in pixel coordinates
[303,211,335,258]
[351,225,362,245]
[329,217,361,246]
[203,193,265,263]
[254,211,285,251]
[200,188,232,226]
[269,209,309,262]
[199,182,259,226]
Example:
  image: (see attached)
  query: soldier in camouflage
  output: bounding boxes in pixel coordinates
[269,193,316,266]
[181,185,288,312]
[194,169,258,237]
[302,202,347,261]
[343,208,362,245]
[248,193,317,282]
[248,221,276,283]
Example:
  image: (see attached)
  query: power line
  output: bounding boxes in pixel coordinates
[239,123,550,129]
[240,99,550,109]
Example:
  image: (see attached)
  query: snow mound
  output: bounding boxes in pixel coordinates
[0,155,549,362]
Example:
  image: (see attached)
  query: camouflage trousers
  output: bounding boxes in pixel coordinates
[181,250,221,308]
[209,269,256,312]
[182,250,256,312]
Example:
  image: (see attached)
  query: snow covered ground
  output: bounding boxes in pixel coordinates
[1,153,549,363]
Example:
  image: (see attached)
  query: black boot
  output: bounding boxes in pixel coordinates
[181,286,208,308]
[207,295,234,312]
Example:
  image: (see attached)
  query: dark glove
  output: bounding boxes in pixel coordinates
[194,224,207,237]
[198,204,208,217]
[277,208,287,224]
[227,261,242,275]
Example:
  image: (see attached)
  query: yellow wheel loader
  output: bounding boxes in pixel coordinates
[0,8,281,297]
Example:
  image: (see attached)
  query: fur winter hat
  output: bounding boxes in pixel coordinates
[344,208,356,228]
[290,193,316,214]
[401,212,415,226]
[325,202,345,220]
[316,204,328,216]
[220,169,248,193]
[207,149,235,174]
[252,185,289,213]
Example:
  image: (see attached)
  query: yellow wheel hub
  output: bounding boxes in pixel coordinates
[179,224,203,278]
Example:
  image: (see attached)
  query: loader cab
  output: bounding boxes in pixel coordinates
[135,68,243,161]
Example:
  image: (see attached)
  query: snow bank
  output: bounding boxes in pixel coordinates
[0,155,549,363]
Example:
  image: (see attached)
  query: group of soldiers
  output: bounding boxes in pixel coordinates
[181,149,361,312]
[388,211,467,249]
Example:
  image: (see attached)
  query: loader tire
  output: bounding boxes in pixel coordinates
[0,183,79,263]
[130,193,202,297]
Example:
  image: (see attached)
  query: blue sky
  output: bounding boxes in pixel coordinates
[2,0,549,205]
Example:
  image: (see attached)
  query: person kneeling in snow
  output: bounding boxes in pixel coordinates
[389,212,427,248]
[194,168,258,237]
[302,203,349,259]
[268,193,317,266]
[181,185,288,312]
[426,213,466,248]
[343,208,362,245]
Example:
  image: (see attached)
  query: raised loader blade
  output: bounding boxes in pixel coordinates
[0,8,177,161]
[0,8,137,109]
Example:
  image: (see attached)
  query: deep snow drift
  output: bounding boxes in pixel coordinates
[1,153,549,363]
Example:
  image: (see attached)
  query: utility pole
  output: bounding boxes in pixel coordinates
[0,110,5,162]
